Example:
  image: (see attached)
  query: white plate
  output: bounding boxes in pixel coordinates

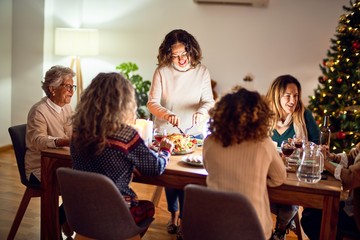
[181,155,203,167]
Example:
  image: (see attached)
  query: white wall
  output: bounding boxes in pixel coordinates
[0,0,346,146]
[12,0,45,126]
[0,0,13,145]
[49,0,344,102]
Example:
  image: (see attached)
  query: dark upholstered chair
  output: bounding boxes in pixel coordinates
[7,124,42,240]
[182,184,266,240]
[56,167,154,240]
[337,188,360,240]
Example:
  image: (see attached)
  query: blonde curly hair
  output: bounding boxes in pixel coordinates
[72,72,137,156]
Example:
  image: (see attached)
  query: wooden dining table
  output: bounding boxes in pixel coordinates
[40,147,342,240]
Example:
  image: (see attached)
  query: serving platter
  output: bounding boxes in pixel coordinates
[149,142,197,155]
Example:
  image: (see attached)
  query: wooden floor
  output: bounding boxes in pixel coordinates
[0,148,301,240]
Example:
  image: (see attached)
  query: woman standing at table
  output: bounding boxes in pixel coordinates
[70,72,174,235]
[147,29,215,239]
[266,74,320,239]
[203,86,287,239]
[25,65,76,237]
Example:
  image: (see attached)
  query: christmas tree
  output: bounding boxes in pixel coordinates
[308,0,360,153]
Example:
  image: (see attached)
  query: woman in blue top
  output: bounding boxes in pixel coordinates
[266,74,320,240]
[70,72,174,236]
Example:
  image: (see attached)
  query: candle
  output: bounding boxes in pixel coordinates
[134,119,153,146]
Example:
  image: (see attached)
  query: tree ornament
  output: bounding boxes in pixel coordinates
[339,14,346,22]
[318,76,326,83]
[336,131,346,140]
[337,77,343,83]
[353,41,360,50]
[326,59,334,67]
[340,113,347,120]
[337,24,346,33]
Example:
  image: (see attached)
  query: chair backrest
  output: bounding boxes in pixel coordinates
[182,184,266,240]
[56,167,152,240]
[8,124,40,189]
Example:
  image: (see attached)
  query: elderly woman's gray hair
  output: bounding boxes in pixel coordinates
[42,65,75,97]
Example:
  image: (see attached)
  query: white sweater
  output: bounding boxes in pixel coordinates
[147,64,214,136]
[203,136,287,239]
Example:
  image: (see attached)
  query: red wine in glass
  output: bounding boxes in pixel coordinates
[154,135,164,143]
[294,141,303,149]
[153,128,167,144]
[282,147,295,156]
[281,140,295,157]
[293,135,305,149]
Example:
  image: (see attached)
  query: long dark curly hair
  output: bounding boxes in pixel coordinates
[208,86,274,147]
[157,29,202,67]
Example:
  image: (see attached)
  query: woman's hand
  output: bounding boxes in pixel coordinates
[159,138,174,153]
[322,145,340,163]
[348,142,360,163]
[192,112,203,126]
[167,114,180,127]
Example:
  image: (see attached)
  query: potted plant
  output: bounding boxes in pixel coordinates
[116,62,151,119]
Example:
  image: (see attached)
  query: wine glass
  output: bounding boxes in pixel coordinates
[281,140,296,170]
[153,128,167,145]
[293,134,305,149]
[281,139,295,156]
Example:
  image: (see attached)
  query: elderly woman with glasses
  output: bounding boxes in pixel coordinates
[147,29,215,240]
[25,65,76,236]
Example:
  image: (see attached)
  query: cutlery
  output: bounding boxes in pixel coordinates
[184,125,194,134]
[176,126,186,135]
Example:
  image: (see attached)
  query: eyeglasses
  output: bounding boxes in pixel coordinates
[60,84,77,92]
[171,51,188,60]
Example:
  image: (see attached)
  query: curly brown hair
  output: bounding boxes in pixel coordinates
[157,29,202,67]
[72,72,137,156]
[208,86,274,147]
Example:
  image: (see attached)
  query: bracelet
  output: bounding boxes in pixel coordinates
[334,164,343,181]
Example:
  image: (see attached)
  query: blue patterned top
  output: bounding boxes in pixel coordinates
[70,125,169,198]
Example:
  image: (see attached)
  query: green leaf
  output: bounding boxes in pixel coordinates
[116,61,151,119]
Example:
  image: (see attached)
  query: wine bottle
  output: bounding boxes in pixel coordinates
[320,115,331,146]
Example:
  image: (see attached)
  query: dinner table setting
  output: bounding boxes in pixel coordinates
[39,123,343,240]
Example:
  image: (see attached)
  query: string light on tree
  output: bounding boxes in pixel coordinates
[308,0,360,153]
